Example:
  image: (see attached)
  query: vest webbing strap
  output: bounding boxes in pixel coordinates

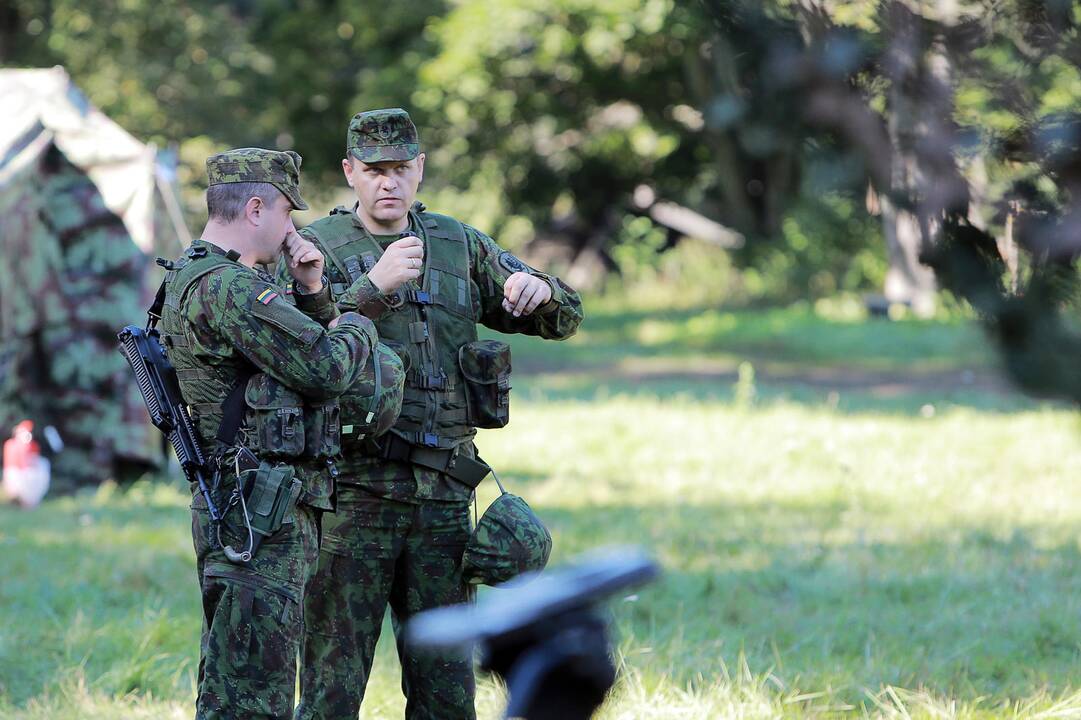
[215,370,255,447]
[158,249,258,452]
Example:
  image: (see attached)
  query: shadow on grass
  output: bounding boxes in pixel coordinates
[535,499,1081,707]
[489,304,992,372]
[512,372,1046,416]
[480,302,1050,416]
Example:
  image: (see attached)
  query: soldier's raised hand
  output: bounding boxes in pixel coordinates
[284,230,326,292]
[502,272,552,317]
[368,235,424,293]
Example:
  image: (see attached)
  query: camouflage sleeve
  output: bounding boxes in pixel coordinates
[336,274,390,319]
[293,227,389,319]
[467,224,583,339]
[269,254,339,326]
[191,268,377,401]
[292,277,340,326]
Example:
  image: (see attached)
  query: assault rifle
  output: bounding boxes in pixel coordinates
[117,324,221,521]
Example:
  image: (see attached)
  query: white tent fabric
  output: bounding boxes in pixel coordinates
[0,66,189,256]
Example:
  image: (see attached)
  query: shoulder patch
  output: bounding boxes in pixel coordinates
[256,288,280,305]
[249,289,322,346]
[498,251,531,274]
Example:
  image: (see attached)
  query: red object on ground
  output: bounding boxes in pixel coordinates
[3,420,39,470]
[2,420,50,507]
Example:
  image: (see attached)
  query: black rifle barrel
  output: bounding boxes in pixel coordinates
[118,325,221,521]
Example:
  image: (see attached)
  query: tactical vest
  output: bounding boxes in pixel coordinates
[306,207,496,450]
[158,246,248,452]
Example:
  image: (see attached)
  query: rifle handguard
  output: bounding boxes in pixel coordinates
[118,325,221,521]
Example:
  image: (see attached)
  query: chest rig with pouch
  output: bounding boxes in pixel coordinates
[306,205,511,489]
[156,245,305,562]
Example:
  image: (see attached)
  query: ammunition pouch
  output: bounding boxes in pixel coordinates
[244,374,305,458]
[459,340,511,429]
[303,399,341,459]
[239,461,303,539]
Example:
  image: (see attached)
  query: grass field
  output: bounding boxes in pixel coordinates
[4,302,1081,719]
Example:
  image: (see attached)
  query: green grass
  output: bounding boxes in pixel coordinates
[3,303,1081,718]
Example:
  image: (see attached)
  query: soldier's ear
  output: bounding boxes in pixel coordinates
[342,157,354,187]
[416,153,425,183]
[244,196,265,226]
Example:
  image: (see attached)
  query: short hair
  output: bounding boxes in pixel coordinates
[206,182,282,222]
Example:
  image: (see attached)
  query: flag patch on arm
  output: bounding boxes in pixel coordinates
[256,288,279,305]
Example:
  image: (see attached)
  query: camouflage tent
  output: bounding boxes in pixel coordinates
[0,67,189,493]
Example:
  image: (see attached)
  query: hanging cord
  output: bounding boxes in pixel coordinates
[475,465,507,526]
[490,467,508,495]
[219,449,255,563]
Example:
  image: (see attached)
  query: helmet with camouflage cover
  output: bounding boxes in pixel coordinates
[338,341,406,445]
[462,474,552,586]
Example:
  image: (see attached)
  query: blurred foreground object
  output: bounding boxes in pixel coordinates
[0,67,189,492]
[1,421,50,508]
[408,547,659,720]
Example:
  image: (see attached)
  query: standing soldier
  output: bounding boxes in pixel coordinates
[290,109,584,720]
[160,148,379,719]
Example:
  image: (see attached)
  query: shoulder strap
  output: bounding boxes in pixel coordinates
[216,369,255,446]
[418,210,467,244]
[160,250,256,449]
[168,253,238,308]
[305,214,374,284]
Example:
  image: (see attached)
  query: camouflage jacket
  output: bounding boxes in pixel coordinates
[284,205,583,503]
[162,240,378,508]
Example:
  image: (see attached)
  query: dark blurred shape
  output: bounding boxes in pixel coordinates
[408,547,659,720]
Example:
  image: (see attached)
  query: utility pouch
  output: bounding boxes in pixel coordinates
[240,461,302,538]
[458,340,511,429]
[304,398,341,459]
[244,373,305,457]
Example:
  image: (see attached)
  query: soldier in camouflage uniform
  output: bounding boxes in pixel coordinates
[288,109,583,720]
[0,143,158,493]
[160,148,379,719]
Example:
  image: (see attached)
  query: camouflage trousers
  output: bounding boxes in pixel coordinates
[295,487,476,720]
[191,489,320,720]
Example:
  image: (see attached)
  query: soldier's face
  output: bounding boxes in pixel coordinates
[343,154,425,232]
[254,193,296,263]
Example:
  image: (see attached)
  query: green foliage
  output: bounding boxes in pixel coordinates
[412,0,707,238]
[8,0,1081,305]
[738,193,888,302]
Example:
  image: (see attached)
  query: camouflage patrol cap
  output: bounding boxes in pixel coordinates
[347,108,420,163]
[462,491,552,586]
[206,147,309,211]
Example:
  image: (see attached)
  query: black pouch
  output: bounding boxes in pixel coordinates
[458,340,511,429]
[244,373,305,457]
[304,398,341,459]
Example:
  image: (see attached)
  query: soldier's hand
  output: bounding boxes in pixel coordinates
[285,231,326,293]
[502,272,552,317]
[368,235,424,294]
